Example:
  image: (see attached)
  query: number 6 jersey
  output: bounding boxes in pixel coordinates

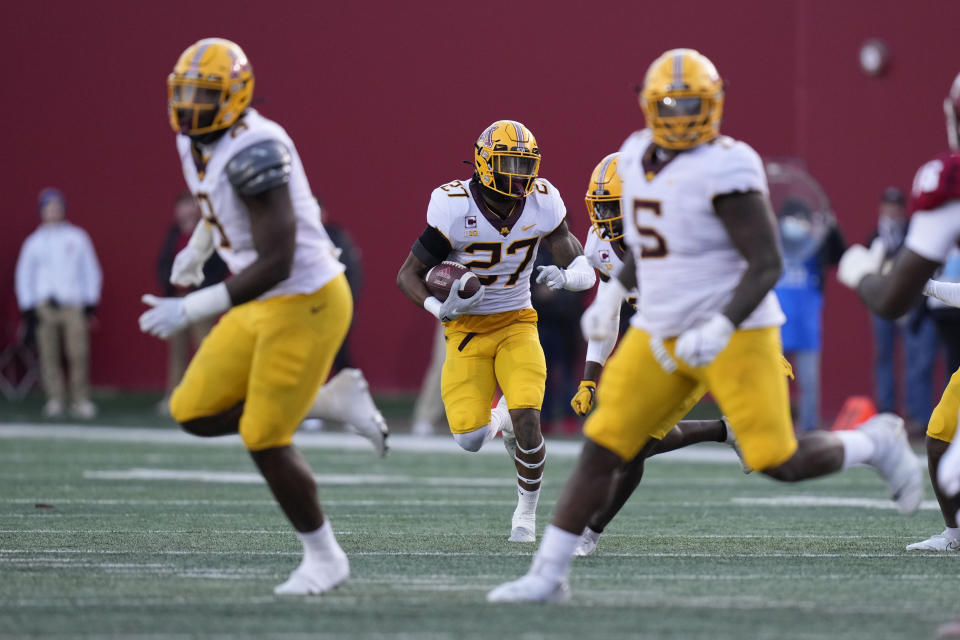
[422,177,567,315]
[176,109,344,299]
[618,129,785,337]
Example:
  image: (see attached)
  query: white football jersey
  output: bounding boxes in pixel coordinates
[176,109,344,299]
[426,177,566,314]
[618,129,785,337]
[583,226,639,303]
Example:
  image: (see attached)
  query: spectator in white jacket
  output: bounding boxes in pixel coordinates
[15,188,102,418]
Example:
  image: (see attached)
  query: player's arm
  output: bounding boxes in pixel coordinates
[856,250,939,319]
[139,140,296,338]
[397,225,450,308]
[537,220,596,291]
[713,190,783,326]
[397,225,483,321]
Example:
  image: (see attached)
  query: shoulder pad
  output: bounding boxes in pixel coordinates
[226,139,292,197]
[910,152,960,213]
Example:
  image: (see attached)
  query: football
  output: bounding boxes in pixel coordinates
[424,261,481,301]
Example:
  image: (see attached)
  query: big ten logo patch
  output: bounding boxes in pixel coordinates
[465,216,478,237]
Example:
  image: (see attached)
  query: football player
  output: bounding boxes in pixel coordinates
[570,152,747,556]
[837,71,960,553]
[489,48,922,603]
[396,120,596,542]
[138,38,388,595]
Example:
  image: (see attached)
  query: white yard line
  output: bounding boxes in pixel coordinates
[0,548,950,559]
[0,423,746,463]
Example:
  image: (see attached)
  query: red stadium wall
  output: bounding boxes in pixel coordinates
[2,1,957,417]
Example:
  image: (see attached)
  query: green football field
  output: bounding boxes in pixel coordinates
[1,424,957,640]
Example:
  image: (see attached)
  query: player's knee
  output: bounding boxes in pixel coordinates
[168,385,197,425]
[452,426,490,452]
[240,427,291,452]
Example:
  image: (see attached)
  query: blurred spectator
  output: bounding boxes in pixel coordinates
[15,188,102,419]
[155,193,228,413]
[773,197,845,432]
[531,247,582,434]
[411,322,447,436]
[869,187,939,434]
[318,199,363,371]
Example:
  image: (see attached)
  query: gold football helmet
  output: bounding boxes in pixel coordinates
[168,38,254,137]
[474,120,541,198]
[640,48,724,150]
[585,153,623,241]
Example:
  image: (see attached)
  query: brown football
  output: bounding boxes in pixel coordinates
[424,261,481,301]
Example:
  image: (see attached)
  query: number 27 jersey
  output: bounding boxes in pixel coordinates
[426,177,566,315]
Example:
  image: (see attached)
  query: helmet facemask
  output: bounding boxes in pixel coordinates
[642,91,723,150]
[478,146,540,199]
[587,195,623,241]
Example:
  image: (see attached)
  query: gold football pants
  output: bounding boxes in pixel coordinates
[928,367,960,443]
[441,310,546,434]
[584,326,797,471]
[170,274,352,450]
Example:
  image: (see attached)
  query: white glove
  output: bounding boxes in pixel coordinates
[674,314,735,368]
[536,265,567,290]
[937,437,960,497]
[170,220,215,287]
[837,242,885,289]
[536,256,596,291]
[923,280,960,308]
[581,278,626,341]
[139,295,189,338]
[139,283,231,339]
[425,279,485,323]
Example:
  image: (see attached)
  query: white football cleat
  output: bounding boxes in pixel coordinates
[274,552,350,595]
[487,573,570,603]
[325,368,389,457]
[905,530,960,551]
[509,505,536,543]
[859,413,923,515]
[496,395,516,461]
[722,417,751,474]
[574,527,601,557]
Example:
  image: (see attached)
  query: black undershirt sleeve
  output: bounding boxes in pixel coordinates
[412,225,452,267]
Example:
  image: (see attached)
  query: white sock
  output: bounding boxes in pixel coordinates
[583,526,601,543]
[531,524,579,582]
[297,520,342,562]
[945,527,960,541]
[835,430,876,469]
[517,486,540,514]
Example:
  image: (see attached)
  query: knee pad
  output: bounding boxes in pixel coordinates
[452,424,494,452]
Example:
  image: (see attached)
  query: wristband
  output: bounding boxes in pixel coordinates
[424,296,443,320]
[562,255,597,291]
[183,283,232,322]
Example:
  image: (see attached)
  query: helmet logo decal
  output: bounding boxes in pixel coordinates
[479,124,497,148]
